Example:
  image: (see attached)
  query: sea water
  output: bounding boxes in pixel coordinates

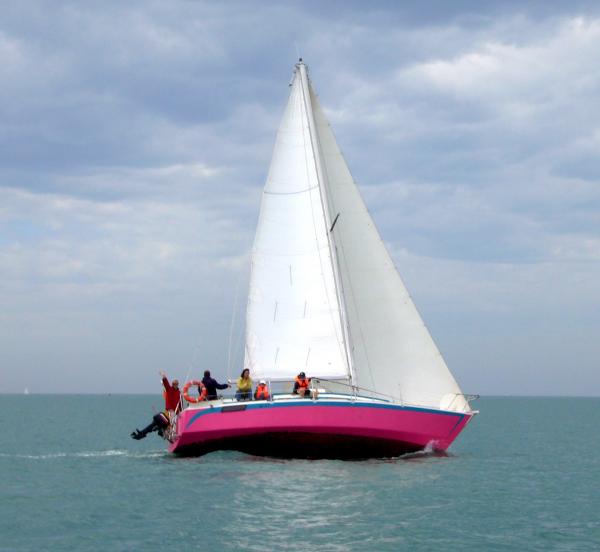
[1,396,599,551]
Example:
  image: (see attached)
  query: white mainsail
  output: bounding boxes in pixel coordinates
[244,63,350,382]
[245,61,468,412]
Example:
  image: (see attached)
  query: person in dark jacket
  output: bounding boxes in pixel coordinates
[201,370,230,400]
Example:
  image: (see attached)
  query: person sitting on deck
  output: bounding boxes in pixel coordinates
[131,371,181,440]
[235,368,253,401]
[254,379,270,401]
[293,372,317,398]
[201,370,230,400]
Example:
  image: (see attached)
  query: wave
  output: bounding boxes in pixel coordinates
[0,449,167,460]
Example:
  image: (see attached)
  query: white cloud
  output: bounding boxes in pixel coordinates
[404,17,600,110]
[0,183,246,287]
[1,4,599,394]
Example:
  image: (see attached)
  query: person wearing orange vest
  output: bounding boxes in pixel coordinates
[254,379,270,401]
[293,372,315,398]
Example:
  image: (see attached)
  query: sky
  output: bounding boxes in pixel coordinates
[1,0,599,395]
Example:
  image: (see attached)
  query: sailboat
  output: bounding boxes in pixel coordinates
[168,60,476,458]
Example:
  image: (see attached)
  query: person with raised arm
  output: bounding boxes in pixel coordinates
[131,371,181,440]
[159,371,182,414]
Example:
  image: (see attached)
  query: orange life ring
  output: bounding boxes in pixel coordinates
[183,380,207,403]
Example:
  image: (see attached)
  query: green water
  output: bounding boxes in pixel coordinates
[1,396,599,551]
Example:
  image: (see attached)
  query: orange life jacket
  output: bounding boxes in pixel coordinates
[255,384,270,400]
[295,376,310,389]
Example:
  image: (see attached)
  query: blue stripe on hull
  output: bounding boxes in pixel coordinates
[184,399,464,430]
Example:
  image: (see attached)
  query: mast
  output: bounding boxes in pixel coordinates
[296,60,356,385]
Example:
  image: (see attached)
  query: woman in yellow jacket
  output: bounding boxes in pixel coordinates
[235,368,253,401]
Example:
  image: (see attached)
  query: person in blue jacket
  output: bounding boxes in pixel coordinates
[200,370,230,400]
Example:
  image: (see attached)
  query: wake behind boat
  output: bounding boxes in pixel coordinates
[161,60,476,458]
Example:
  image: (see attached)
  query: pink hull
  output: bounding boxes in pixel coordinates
[169,400,473,459]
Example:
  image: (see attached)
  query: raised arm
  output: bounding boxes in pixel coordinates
[160,371,171,390]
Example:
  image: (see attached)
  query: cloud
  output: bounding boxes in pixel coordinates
[0,182,251,392]
[0,183,248,290]
[310,15,600,274]
[1,2,599,394]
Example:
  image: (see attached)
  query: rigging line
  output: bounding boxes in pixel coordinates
[313,376,399,402]
[296,66,347,369]
[321,190,356,385]
[295,66,336,329]
[227,256,246,380]
[231,318,247,377]
[244,342,256,375]
[298,62,355,383]
[333,236,377,393]
[184,364,192,386]
[182,342,199,392]
[309,91,369,392]
[317,121,377,391]
[305,78,350,372]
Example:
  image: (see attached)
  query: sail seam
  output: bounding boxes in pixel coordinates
[264,186,318,195]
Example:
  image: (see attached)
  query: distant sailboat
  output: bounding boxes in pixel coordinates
[168,60,477,458]
[24,388,29,395]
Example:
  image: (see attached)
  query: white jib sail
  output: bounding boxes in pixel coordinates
[309,78,469,413]
[244,65,350,382]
